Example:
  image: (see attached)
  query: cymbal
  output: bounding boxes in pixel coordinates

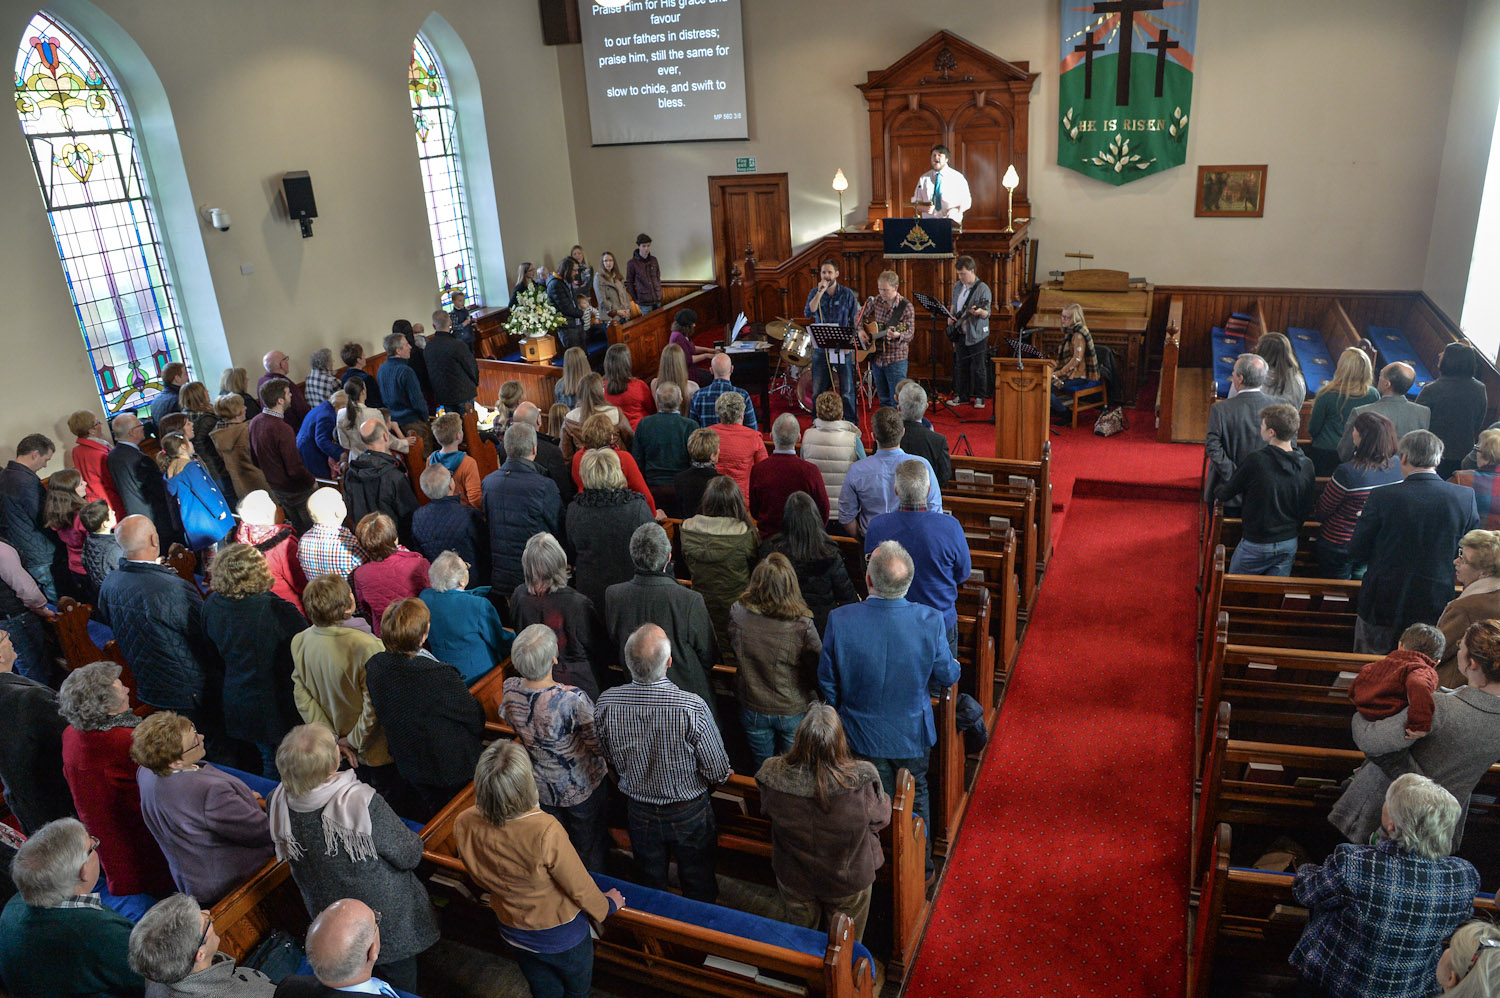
[763,319,799,342]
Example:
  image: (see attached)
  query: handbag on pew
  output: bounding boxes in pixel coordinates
[1093,406,1129,438]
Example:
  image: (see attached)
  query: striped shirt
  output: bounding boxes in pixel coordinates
[297,524,366,579]
[1313,457,1403,548]
[595,677,730,805]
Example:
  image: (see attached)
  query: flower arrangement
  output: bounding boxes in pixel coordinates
[506,285,564,339]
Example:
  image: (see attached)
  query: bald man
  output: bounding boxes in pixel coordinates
[258,350,311,431]
[105,413,183,547]
[595,623,730,903]
[689,352,758,430]
[273,898,394,997]
[343,417,418,545]
[1336,361,1430,462]
[96,515,226,757]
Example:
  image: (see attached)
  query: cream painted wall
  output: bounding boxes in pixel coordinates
[0,0,579,470]
[1423,0,1500,325]
[560,0,1468,295]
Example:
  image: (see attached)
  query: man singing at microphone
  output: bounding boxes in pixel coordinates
[804,258,860,422]
[912,145,972,225]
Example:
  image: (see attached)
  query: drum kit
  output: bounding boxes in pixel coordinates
[765,318,816,412]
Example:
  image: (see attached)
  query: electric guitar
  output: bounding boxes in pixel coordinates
[945,294,991,342]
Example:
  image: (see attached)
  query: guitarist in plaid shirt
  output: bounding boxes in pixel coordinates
[856,270,914,410]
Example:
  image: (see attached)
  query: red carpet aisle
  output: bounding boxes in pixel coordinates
[903,489,1198,997]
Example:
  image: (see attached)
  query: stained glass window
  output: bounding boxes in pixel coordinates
[14,12,189,414]
[410,35,481,310]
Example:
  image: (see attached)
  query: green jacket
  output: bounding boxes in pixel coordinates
[681,515,760,661]
[0,894,144,997]
[1308,386,1379,452]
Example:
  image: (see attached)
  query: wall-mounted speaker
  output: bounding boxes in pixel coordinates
[282,171,317,237]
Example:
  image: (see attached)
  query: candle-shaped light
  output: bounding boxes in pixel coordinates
[832,169,849,232]
[1002,164,1020,233]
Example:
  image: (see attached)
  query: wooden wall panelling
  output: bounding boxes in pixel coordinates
[477,360,561,414]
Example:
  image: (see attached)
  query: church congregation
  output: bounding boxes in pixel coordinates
[8,0,1500,996]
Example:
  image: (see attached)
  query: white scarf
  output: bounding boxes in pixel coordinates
[267,768,378,863]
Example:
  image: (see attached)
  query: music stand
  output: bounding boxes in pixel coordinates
[809,323,867,436]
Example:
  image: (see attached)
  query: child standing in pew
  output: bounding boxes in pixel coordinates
[1349,623,1443,777]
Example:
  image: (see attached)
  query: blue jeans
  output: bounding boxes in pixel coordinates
[543,780,610,873]
[1050,378,1095,415]
[626,793,718,902]
[511,935,594,998]
[1228,537,1298,577]
[811,349,857,422]
[741,709,806,770]
[859,752,931,872]
[872,360,908,408]
[0,612,56,687]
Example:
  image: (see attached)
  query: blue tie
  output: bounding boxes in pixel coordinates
[932,171,942,212]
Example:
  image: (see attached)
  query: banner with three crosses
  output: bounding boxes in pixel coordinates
[1057,0,1198,185]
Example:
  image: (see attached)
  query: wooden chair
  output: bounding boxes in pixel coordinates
[1062,380,1107,427]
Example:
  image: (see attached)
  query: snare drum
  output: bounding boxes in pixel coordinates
[782,326,813,367]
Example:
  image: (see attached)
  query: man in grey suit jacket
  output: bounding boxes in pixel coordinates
[949,255,991,406]
[1336,362,1429,461]
[1204,354,1275,503]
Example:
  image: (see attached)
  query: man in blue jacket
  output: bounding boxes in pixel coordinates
[481,422,560,604]
[376,332,432,450]
[818,539,960,871]
[295,390,344,480]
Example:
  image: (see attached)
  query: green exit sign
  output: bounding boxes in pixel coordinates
[735,157,756,173]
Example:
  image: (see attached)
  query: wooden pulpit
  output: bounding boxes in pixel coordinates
[992,358,1054,462]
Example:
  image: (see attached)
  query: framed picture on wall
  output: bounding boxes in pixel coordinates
[1195,165,1267,218]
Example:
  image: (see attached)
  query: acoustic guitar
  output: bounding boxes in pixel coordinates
[857,299,911,364]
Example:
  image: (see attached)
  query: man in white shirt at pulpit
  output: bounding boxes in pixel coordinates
[912,145,972,225]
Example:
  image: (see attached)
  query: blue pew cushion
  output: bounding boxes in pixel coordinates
[1368,325,1434,393]
[592,872,875,969]
[1286,327,1335,396]
[1211,324,1246,399]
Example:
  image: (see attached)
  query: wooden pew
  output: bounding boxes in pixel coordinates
[49,597,149,713]
[950,450,1052,572]
[1193,708,1500,884]
[418,785,878,998]
[209,858,308,962]
[1199,546,1360,673]
[1187,822,1229,998]
[942,494,1038,615]
[1156,297,1185,444]
[1200,620,1379,774]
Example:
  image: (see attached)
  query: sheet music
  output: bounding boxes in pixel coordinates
[729,312,748,341]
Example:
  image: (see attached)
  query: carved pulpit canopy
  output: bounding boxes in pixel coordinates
[857,31,1039,231]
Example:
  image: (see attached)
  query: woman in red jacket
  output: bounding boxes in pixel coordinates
[349,513,430,638]
[66,410,123,515]
[57,661,174,897]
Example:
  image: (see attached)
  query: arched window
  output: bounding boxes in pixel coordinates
[410,34,482,309]
[14,11,190,414]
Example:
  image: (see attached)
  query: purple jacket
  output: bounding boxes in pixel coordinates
[136,763,274,906]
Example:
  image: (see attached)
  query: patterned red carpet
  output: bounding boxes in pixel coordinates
[903,455,1199,995]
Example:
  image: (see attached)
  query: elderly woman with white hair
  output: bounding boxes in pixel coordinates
[418,550,510,683]
[508,532,608,698]
[708,389,766,503]
[454,741,624,998]
[566,449,654,613]
[128,893,274,997]
[269,724,438,993]
[1436,920,1500,995]
[1435,529,1500,687]
[501,624,609,871]
[58,662,175,898]
[305,347,339,407]
[230,489,307,612]
[1292,773,1479,998]
[0,818,146,997]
